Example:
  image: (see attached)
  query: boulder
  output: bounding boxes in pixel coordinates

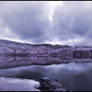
[37,77,66,91]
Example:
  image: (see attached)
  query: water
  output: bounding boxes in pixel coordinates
[0,62,92,91]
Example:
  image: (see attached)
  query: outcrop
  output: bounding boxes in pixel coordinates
[0,77,40,91]
[37,77,66,91]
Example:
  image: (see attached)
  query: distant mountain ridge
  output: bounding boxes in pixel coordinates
[0,39,92,68]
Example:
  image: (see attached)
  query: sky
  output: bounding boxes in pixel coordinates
[0,1,92,46]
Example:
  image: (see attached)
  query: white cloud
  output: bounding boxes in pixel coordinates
[0,1,92,46]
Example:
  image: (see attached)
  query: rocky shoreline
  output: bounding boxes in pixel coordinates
[0,39,92,68]
[0,77,67,91]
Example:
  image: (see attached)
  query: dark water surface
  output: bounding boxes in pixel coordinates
[0,62,92,91]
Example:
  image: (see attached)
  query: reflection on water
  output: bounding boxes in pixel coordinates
[0,62,92,91]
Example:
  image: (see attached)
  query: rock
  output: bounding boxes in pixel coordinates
[37,77,66,91]
[0,77,40,91]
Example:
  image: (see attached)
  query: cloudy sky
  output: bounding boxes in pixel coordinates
[0,1,92,46]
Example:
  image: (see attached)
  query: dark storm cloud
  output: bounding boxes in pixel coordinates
[0,1,49,43]
[0,1,92,45]
[52,3,92,45]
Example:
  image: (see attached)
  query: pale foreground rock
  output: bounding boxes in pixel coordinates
[0,77,40,91]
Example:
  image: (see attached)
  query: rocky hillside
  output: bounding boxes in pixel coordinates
[0,39,92,68]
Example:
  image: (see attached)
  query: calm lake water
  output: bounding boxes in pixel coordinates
[0,62,92,91]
